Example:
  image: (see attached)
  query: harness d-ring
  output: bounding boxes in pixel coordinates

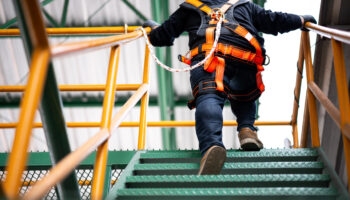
[263,54,270,65]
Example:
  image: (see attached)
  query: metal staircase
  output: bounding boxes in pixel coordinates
[107,148,349,200]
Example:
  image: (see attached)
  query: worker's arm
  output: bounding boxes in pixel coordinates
[250,3,304,35]
[146,7,188,47]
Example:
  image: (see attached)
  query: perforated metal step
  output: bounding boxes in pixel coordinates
[107,148,349,200]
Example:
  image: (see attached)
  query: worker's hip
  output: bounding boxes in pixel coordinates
[188,59,261,109]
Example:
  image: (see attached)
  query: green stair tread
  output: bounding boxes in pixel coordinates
[134,162,323,170]
[126,174,330,183]
[117,187,338,196]
[141,149,318,159]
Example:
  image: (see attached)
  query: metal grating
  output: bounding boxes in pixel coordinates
[0,167,124,199]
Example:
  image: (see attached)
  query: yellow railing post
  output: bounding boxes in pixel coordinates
[3,0,51,198]
[138,45,151,150]
[291,34,305,148]
[91,46,121,199]
[302,31,320,147]
[331,39,350,191]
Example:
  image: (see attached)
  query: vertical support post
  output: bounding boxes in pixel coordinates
[91,46,120,200]
[302,31,320,147]
[138,45,150,150]
[151,0,177,150]
[11,0,81,199]
[301,97,310,148]
[291,34,305,148]
[331,39,350,192]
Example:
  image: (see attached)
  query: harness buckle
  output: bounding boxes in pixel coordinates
[210,8,225,21]
[263,54,270,65]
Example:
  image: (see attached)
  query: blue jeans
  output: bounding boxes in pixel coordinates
[191,58,258,155]
[195,94,257,155]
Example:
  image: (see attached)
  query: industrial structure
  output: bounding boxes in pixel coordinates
[0,0,349,199]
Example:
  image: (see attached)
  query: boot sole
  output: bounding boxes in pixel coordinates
[198,146,226,175]
[240,138,263,151]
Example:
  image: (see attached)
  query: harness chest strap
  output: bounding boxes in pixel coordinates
[183,0,266,93]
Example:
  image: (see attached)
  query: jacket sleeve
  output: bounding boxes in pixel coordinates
[250,3,302,35]
[148,7,187,47]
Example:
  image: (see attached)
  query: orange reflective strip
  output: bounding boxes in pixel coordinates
[185,0,212,15]
[215,57,225,91]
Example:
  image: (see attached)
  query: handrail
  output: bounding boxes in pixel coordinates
[50,28,150,57]
[23,84,149,200]
[0,84,141,92]
[305,22,350,45]
[300,23,350,191]
[0,26,144,36]
[0,120,292,129]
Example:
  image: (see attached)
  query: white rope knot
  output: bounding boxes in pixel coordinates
[139,16,224,73]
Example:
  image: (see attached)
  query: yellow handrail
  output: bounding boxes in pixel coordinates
[300,23,350,191]
[23,84,149,200]
[0,26,144,36]
[91,45,121,199]
[0,120,292,129]
[0,84,141,92]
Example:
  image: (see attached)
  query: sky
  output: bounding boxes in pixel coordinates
[257,0,321,148]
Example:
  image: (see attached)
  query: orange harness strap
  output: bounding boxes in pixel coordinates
[182,0,266,94]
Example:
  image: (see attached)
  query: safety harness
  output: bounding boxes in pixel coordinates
[179,0,268,109]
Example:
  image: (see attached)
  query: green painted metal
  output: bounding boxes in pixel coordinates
[60,0,69,27]
[126,174,331,188]
[106,151,143,200]
[42,9,60,27]
[317,148,350,199]
[151,0,177,151]
[121,0,148,21]
[0,151,136,167]
[103,165,112,199]
[140,148,319,163]
[0,0,55,29]
[116,187,338,199]
[12,0,81,198]
[133,161,324,170]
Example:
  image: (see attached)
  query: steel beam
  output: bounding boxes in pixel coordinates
[10,0,80,199]
[121,0,148,21]
[151,0,177,150]
[0,0,55,29]
[60,0,69,27]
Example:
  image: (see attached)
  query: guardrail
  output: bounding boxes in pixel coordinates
[298,22,350,191]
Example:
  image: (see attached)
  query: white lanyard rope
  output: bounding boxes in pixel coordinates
[138,16,224,73]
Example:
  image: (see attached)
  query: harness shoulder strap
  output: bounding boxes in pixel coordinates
[184,0,212,15]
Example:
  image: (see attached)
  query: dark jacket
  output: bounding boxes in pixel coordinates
[149,0,302,54]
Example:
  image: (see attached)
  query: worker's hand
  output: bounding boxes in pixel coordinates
[142,20,159,30]
[300,15,317,31]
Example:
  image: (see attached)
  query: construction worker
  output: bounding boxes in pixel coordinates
[143,0,316,175]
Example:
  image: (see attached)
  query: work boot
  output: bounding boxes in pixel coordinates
[198,145,226,175]
[238,127,264,151]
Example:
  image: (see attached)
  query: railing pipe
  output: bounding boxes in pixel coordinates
[331,38,350,191]
[0,26,147,36]
[308,82,341,129]
[3,49,50,198]
[306,22,350,45]
[291,34,305,148]
[91,46,120,199]
[50,28,150,57]
[24,84,148,200]
[302,31,320,147]
[0,84,141,92]
[138,45,150,150]
[0,120,292,129]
